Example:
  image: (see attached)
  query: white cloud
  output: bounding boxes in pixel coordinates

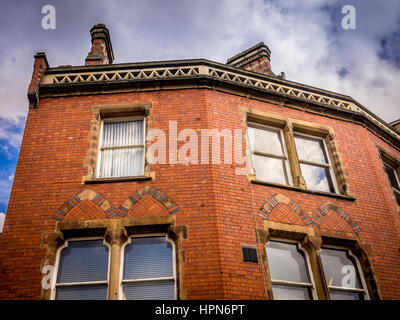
[0,212,5,233]
[0,48,31,120]
[0,117,25,149]
[0,178,11,202]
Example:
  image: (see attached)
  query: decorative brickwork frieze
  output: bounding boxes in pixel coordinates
[316,202,361,233]
[120,186,181,217]
[258,194,361,233]
[53,189,111,221]
[53,186,181,222]
[258,193,308,223]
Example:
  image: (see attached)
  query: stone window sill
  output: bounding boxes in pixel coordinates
[251,179,356,201]
[84,176,152,184]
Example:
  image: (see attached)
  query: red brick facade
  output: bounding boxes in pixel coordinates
[0,26,399,300]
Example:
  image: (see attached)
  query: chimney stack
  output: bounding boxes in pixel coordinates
[27,52,49,108]
[85,24,114,66]
[227,42,275,76]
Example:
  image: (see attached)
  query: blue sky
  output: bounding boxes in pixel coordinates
[0,0,399,217]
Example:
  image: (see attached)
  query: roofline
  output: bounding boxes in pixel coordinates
[37,57,399,148]
[45,58,355,101]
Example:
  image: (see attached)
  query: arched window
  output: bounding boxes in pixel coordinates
[320,247,369,300]
[266,240,316,300]
[54,239,109,300]
[120,236,175,300]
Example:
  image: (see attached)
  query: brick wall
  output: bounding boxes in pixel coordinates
[0,88,399,299]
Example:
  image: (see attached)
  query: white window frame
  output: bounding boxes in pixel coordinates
[266,238,317,300]
[119,233,177,300]
[96,116,146,179]
[293,132,339,194]
[50,237,111,300]
[321,245,370,300]
[247,122,293,186]
[383,161,400,205]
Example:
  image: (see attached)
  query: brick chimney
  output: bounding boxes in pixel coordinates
[227,42,275,76]
[85,24,114,66]
[27,52,49,108]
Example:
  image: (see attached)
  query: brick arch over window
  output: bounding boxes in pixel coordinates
[53,187,181,221]
[119,186,181,218]
[258,193,312,225]
[316,202,361,233]
[257,194,360,232]
[52,189,114,221]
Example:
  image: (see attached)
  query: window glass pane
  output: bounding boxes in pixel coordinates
[384,164,400,190]
[266,241,311,283]
[272,284,312,300]
[56,284,108,300]
[123,237,173,280]
[395,191,400,206]
[300,163,335,193]
[294,135,328,164]
[253,155,288,185]
[57,240,108,283]
[329,290,363,300]
[248,126,284,156]
[99,147,144,178]
[103,120,144,147]
[123,280,174,300]
[320,248,362,289]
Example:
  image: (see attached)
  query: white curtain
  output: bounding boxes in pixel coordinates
[99,120,144,178]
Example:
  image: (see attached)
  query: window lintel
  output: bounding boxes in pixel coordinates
[55,215,176,237]
[93,101,152,119]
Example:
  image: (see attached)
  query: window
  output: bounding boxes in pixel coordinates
[98,117,145,178]
[52,235,176,300]
[54,239,110,300]
[294,134,337,193]
[247,123,291,185]
[263,221,379,300]
[320,247,368,300]
[266,240,315,300]
[120,236,175,300]
[246,117,343,194]
[383,162,400,206]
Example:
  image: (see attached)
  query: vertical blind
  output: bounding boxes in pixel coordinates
[99,120,145,178]
[122,237,175,300]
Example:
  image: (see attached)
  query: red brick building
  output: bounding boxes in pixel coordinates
[0,24,399,300]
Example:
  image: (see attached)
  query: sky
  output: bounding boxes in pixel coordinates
[0,0,399,223]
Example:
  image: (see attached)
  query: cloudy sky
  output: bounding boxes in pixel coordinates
[0,0,399,218]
